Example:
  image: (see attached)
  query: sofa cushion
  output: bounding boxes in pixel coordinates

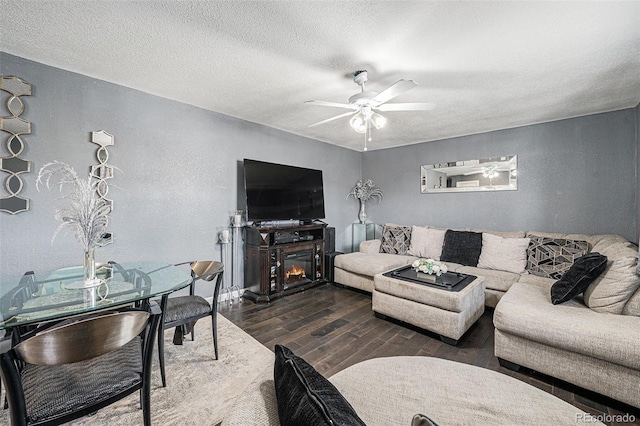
[408,226,446,260]
[470,228,526,238]
[494,281,640,370]
[591,235,632,253]
[273,345,365,426]
[526,235,589,279]
[440,230,483,266]
[380,223,412,254]
[550,253,608,305]
[359,239,381,254]
[457,266,520,293]
[334,252,415,277]
[583,240,640,314]
[623,287,640,316]
[477,233,530,274]
[517,273,556,288]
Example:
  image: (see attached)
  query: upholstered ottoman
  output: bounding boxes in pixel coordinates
[222,356,604,425]
[372,272,485,344]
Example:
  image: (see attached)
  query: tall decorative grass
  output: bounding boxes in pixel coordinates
[36,161,111,251]
[347,179,383,202]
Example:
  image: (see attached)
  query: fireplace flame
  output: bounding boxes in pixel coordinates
[285,265,307,280]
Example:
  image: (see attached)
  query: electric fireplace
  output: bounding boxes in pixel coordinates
[283,250,313,289]
[244,223,327,303]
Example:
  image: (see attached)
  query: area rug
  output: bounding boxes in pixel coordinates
[2,314,274,426]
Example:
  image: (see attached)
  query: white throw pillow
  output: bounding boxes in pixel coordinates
[407,226,446,260]
[477,233,530,274]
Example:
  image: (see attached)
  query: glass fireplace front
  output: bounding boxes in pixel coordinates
[283,249,313,289]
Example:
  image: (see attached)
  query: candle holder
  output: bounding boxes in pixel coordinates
[229,211,243,303]
[217,226,233,305]
[231,210,244,227]
[218,226,232,244]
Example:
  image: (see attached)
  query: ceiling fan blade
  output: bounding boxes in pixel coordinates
[377,102,435,112]
[305,100,355,109]
[370,79,418,105]
[308,111,356,128]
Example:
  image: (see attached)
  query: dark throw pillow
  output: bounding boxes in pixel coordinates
[412,413,440,426]
[273,344,365,426]
[440,230,483,266]
[380,223,412,254]
[550,252,608,305]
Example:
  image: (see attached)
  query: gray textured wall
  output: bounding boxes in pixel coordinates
[362,110,637,242]
[0,53,362,280]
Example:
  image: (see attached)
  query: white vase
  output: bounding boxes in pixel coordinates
[83,247,101,287]
[358,199,367,224]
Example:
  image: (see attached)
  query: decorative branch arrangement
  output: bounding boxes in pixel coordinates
[347,179,383,224]
[347,179,383,203]
[36,161,112,251]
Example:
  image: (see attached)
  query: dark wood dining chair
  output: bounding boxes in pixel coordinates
[158,260,224,387]
[0,303,161,426]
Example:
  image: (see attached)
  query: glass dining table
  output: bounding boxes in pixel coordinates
[0,261,193,333]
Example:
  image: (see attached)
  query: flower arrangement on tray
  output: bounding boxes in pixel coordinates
[412,258,448,277]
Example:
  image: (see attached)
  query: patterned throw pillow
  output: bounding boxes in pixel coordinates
[526,235,589,280]
[380,224,412,254]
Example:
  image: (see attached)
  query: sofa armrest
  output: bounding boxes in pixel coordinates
[360,239,382,254]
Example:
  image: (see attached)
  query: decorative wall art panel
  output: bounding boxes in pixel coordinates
[90,130,115,246]
[0,75,32,214]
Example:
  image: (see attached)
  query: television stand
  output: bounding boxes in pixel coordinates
[243,223,328,303]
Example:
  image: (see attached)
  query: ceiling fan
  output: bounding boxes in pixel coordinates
[305,70,435,150]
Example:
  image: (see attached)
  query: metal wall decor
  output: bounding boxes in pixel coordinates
[0,75,32,214]
[90,130,115,246]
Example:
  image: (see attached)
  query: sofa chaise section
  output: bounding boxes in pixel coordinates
[494,274,640,408]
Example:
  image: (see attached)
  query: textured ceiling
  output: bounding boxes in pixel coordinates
[2,1,639,151]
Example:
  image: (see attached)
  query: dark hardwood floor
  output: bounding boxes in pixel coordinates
[220,283,640,426]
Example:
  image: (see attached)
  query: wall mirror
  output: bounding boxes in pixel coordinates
[421,155,517,193]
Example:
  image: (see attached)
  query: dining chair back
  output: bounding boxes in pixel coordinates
[0,304,161,426]
[158,260,224,387]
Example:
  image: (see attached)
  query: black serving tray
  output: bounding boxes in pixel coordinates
[383,265,476,292]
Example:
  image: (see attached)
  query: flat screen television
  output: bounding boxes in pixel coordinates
[243,159,325,222]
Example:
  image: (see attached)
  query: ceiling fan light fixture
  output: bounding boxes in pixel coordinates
[370,112,386,129]
[350,112,367,133]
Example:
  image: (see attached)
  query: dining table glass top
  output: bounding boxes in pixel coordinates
[0,261,193,329]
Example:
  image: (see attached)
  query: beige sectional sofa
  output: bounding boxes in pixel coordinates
[335,227,535,308]
[333,225,640,408]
